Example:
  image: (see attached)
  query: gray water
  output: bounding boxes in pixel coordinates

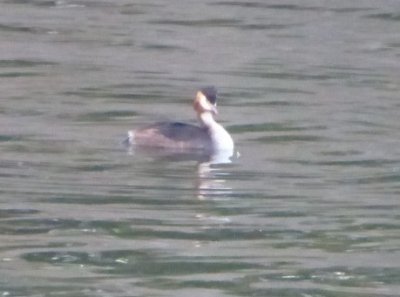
[1,0,400,296]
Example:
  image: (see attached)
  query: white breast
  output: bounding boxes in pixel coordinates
[209,123,234,151]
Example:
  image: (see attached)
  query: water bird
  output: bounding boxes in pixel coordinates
[125,87,234,155]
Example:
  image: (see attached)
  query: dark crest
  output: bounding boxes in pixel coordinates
[200,86,217,105]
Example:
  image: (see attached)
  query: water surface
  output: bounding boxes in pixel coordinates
[1,1,400,296]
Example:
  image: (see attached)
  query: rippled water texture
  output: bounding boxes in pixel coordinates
[1,1,400,296]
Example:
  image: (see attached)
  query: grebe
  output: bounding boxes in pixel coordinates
[126,87,234,153]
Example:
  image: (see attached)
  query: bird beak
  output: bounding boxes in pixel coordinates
[211,104,218,115]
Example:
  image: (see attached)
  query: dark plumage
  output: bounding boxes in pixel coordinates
[133,122,212,150]
[200,86,217,105]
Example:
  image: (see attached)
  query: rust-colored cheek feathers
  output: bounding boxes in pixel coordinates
[193,91,218,115]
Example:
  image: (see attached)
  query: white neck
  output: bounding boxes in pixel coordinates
[198,112,234,151]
